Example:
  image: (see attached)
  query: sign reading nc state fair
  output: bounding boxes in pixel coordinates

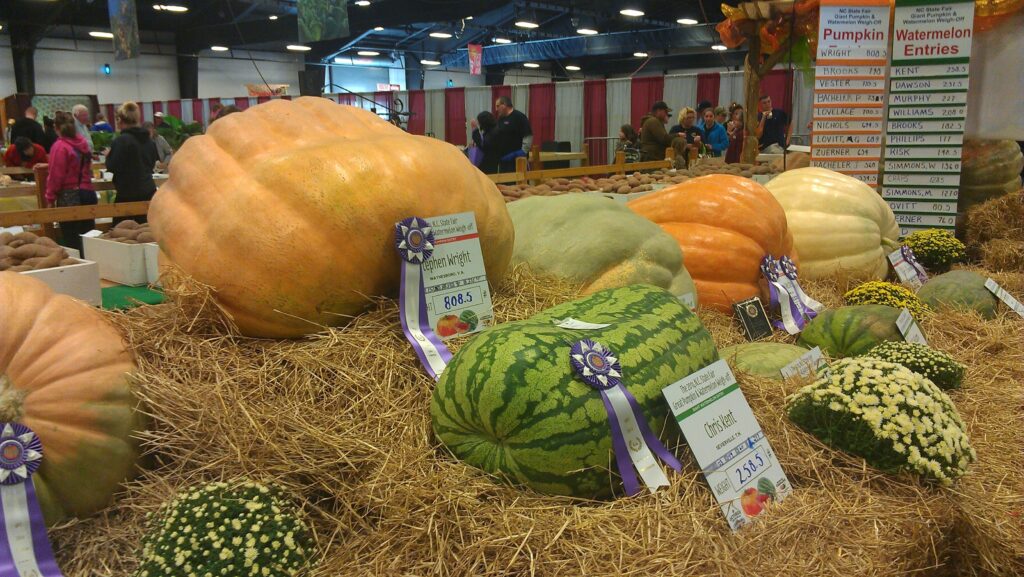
[662,360,792,531]
[883,0,974,236]
[420,212,493,339]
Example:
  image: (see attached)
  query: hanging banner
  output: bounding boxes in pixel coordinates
[468,44,484,76]
[298,0,351,43]
[245,84,289,97]
[882,0,974,237]
[811,0,891,187]
[107,0,140,61]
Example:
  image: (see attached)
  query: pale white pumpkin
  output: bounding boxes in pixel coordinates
[765,167,899,281]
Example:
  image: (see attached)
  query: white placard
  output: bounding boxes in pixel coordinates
[889,92,968,106]
[815,120,883,132]
[887,119,965,133]
[884,173,960,186]
[887,200,957,214]
[886,133,963,145]
[884,146,962,160]
[83,230,103,238]
[421,212,494,339]
[891,63,969,77]
[896,308,928,344]
[662,359,791,530]
[882,187,960,200]
[984,279,1024,318]
[554,318,611,330]
[780,347,830,381]
[890,77,969,92]
[894,213,956,228]
[888,248,926,290]
[813,133,883,146]
[678,292,697,310]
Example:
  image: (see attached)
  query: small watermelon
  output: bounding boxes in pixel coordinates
[798,305,909,358]
[431,284,718,499]
[917,270,998,320]
[459,309,479,331]
[719,342,810,380]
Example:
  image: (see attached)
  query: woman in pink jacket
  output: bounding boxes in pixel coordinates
[46,111,96,253]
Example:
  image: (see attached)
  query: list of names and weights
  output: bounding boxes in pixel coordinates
[882,0,975,235]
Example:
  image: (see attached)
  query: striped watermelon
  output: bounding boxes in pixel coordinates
[798,305,909,358]
[720,342,810,380]
[431,285,718,499]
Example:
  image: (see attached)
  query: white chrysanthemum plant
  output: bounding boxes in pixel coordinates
[787,357,976,485]
[135,480,315,577]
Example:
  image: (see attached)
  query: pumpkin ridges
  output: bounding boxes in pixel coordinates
[663,223,765,282]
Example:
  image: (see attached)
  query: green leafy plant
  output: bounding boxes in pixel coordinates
[902,229,967,273]
[861,341,965,390]
[134,480,316,577]
[157,114,203,151]
[787,357,975,484]
[91,131,115,151]
[844,281,931,321]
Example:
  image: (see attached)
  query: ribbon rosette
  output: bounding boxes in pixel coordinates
[569,340,682,496]
[760,256,803,334]
[0,423,63,576]
[900,246,929,285]
[779,256,823,320]
[395,217,452,380]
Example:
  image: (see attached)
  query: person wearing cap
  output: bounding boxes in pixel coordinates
[153,111,166,129]
[639,101,680,162]
[3,137,48,174]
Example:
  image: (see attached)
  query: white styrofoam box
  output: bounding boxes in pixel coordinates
[143,242,161,287]
[752,174,776,185]
[82,235,149,286]
[21,259,102,306]
[62,247,80,259]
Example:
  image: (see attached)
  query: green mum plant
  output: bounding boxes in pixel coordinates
[844,281,931,321]
[787,357,975,484]
[862,341,965,390]
[902,229,967,273]
[134,480,316,577]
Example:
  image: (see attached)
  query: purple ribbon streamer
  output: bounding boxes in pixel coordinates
[398,262,452,380]
[596,390,641,496]
[779,256,818,323]
[618,386,684,473]
[0,481,63,577]
[761,256,804,332]
[901,246,929,284]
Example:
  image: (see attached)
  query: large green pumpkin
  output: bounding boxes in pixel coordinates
[431,284,718,499]
[720,342,810,380]
[508,195,697,300]
[917,270,998,319]
[798,305,910,358]
[959,139,1023,212]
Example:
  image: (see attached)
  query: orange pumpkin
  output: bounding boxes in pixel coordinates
[0,272,142,524]
[627,175,798,312]
[149,97,514,338]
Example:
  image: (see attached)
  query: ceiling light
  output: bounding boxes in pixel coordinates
[357,50,380,56]
[210,45,229,52]
[287,44,312,51]
[577,27,598,35]
[268,15,278,20]
[429,31,453,39]
[494,37,512,44]
[565,65,581,71]
[620,9,645,17]
[524,62,540,68]
[420,59,441,66]
[711,44,727,51]
[677,18,699,25]
[89,31,114,39]
[373,26,384,31]
[465,16,473,20]
[515,19,539,29]
[354,0,371,6]
[633,51,648,58]
[153,4,188,12]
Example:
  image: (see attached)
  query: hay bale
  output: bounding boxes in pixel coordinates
[48,266,1022,576]
[980,239,1024,272]
[965,189,1024,255]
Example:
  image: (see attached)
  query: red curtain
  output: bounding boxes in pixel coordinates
[696,73,721,108]
[152,101,163,115]
[104,104,116,127]
[192,100,205,124]
[491,85,511,108]
[630,76,664,129]
[528,83,556,145]
[234,97,250,110]
[166,100,181,119]
[584,80,608,165]
[373,91,391,113]
[759,70,794,116]
[407,90,426,135]
[257,95,272,104]
[337,93,356,106]
[444,87,467,146]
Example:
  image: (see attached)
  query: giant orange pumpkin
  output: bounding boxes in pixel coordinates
[628,175,798,312]
[149,98,514,338]
[0,272,142,524]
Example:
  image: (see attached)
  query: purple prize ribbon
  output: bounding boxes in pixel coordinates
[900,246,929,284]
[0,422,63,577]
[569,340,680,496]
[760,256,803,334]
[779,256,822,321]
[395,217,452,380]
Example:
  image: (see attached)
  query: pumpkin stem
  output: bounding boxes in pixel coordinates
[0,374,25,422]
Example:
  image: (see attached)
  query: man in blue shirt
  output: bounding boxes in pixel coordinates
[756,94,790,151]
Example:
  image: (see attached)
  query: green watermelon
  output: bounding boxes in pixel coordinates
[798,305,910,358]
[917,270,998,320]
[431,284,718,499]
[719,342,810,380]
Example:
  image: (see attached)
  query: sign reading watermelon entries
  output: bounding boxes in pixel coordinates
[662,360,792,530]
[394,212,493,379]
[811,0,891,187]
[883,0,975,237]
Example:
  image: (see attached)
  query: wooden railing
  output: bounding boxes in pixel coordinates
[487,148,675,185]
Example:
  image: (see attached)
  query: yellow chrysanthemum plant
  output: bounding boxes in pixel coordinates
[135,480,316,577]
[844,281,931,321]
[902,229,967,273]
[787,358,976,485]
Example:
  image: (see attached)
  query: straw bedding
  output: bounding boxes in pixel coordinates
[965,189,1024,271]
[48,266,1023,576]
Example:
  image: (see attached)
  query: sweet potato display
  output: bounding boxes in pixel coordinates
[0,231,71,271]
